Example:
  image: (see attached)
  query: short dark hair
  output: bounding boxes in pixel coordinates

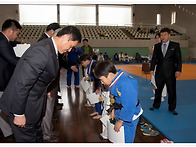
[83,38,88,42]
[160,28,171,34]
[155,32,160,38]
[79,53,91,63]
[46,23,60,31]
[2,19,22,31]
[57,26,81,43]
[94,60,117,78]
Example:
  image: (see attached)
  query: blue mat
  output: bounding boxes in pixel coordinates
[124,71,196,143]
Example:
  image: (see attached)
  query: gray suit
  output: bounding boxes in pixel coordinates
[0,92,12,137]
[0,38,59,142]
[38,34,59,140]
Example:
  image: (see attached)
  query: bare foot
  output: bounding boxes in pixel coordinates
[93,115,102,119]
[90,112,98,117]
[84,103,92,107]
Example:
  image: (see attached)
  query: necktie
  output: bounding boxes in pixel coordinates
[163,43,167,57]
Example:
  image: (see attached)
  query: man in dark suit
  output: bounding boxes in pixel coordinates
[0,19,22,140]
[38,24,61,142]
[38,23,60,42]
[0,26,81,142]
[149,27,182,115]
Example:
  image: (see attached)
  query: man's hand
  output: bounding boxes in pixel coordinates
[71,66,78,72]
[114,119,124,132]
[13,115,26,127]
[60,69,63,75]
[47,92,51,98]
[175,71,181,78]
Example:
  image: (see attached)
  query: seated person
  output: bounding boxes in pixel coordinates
[135,52,141,63]
[103,52,109,60]
[119,52,124,62]
[98,52,104,61]
[113,53,119,62]
[124,53,129,62]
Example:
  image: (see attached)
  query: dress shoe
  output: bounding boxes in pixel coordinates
[149,107,155,110]
[150,106,159,111]
[169,110,178,115]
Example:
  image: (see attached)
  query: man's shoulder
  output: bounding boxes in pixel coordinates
[26,38,53,56]
[38,33,48,42]
[153,43,161,50]
[169,41,179,45]
[0,32,7,42]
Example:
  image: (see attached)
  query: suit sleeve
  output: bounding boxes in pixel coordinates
[12,46,49,115]
[175,43,182,72]
[0,39,19,65]
[150,44,158,71]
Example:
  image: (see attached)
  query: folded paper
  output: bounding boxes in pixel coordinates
[87,92,99,105]
[80,77,91,92]
[13,44,31,57]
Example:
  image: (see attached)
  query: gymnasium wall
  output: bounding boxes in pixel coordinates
[133,4,196,58]
[94,47,187,60]
[87,38,188,59]
[0,4,192,59]
[0,5,19,26]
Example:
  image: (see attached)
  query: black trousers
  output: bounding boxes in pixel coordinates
[9,117,43,143]
[153,75,176,111]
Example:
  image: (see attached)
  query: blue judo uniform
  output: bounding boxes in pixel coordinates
[67,47,82,86]
[87,59,102,115]
[109,69,142,143]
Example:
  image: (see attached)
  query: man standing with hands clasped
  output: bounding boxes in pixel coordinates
[149,28,182,115]
[0,19,22,141]
[0,26,81,142]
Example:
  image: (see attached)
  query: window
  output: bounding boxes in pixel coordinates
[156,14,161,25]
[19,4,57,25]
[99,5,132,26]
[60,5,96,25]
[171,11,176,24]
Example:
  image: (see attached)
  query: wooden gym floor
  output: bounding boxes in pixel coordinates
[4,64,195,143]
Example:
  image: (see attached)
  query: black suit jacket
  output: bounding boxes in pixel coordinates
[37,33,48,42]
[37,33,71,97]
[0,32,20,91]
[0,38,59,125]
[150,41,182,78]
[38,33,72,70]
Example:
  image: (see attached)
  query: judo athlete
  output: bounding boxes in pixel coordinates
[94,60,143,143]
[79,54,102,117]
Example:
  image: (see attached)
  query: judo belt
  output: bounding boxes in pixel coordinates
[132,108,143,121]
[136,99,140,107]
[132,99,143,121]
